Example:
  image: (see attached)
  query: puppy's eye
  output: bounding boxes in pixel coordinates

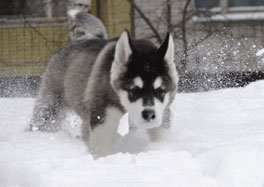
[128,86,140,96]
[154,88,165,97]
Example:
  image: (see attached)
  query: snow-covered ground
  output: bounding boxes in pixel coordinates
[2,81,264,187]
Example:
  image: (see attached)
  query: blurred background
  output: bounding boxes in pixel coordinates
[0,0,264,96]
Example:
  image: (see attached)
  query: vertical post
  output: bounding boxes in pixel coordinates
[166,0,172,32]
[130,2,135,38]
[45,0,52,18]
[96,0,101,18]
[221,0,228,14]
[181,0,192,74]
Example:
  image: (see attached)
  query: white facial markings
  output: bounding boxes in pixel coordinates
[118,89,171,129]
[133,77,143,89]
[148,93,170,128]
[119,90,143,126]
[153,77,162,89]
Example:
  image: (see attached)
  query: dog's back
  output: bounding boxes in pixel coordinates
[30,38,108,131]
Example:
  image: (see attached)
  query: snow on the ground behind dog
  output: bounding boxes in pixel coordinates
[1,81,264,186]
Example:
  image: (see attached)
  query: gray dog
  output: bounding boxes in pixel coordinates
[30,29,178,157]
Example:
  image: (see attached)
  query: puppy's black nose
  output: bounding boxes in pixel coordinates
[142,110,156,121]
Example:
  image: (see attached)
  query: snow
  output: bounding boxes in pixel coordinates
[256,48,264,57]
[2,81,264,186]
[256,49,264,65]
[193,12,264,22]
[199,6,264,14]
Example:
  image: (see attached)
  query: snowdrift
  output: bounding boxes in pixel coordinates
[1,80,264,187]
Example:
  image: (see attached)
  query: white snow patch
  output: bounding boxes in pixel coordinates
[193,12,264,22]
[2,81,264,186]
[256,48,264,56]
[62,110,82,138]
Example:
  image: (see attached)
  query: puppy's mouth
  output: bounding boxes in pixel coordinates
[140,119,162,129]
[128,115,162,129]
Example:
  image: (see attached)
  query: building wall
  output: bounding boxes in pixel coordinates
[91,0,132,38]
[133,0,264,73]
[0,0,132,77]
[133,0,186,40]
[0,22,68,77]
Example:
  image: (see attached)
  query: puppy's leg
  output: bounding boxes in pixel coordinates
[29,81,63,132]
[83,106,123,158]
[148,127,170,142]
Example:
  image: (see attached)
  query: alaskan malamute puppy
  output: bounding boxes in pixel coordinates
[29,30,178,157]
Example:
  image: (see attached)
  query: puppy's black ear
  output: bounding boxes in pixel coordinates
[157,33,174,64]
[114,30,132,65]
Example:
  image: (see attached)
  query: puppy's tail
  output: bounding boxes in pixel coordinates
[68,9,108,40]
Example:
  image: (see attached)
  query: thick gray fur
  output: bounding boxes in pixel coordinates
[30,39,111,131]
[68,10,108,40]
[30,34,177,157]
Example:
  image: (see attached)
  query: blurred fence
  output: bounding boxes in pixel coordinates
[0,0,132,78]
[5,0,264,96]
[0,0,132,96]
[0,18,69,96]
[0,18,69,77]
[0,0,70,78]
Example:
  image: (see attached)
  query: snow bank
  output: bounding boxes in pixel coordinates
[1,81,264,187]
[193,12,264,22]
